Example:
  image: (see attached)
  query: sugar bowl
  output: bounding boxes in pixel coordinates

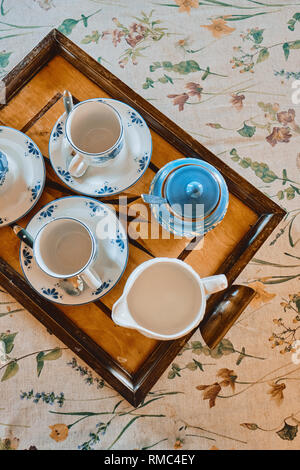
[144,158,229,238]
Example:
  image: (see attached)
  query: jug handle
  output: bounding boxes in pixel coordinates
[199,285,256,349]
[202,274,228,296]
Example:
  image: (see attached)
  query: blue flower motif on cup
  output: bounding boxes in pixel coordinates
[38,204,57,220]
[92,280,111,296]
[136,152,149,173]
[52,122,64,142]
[29,181,41,202]
[111,230,126,252]
[25,140,40,158]
[0,150,8,187]
[94,139,124,165]
[57,166,73,183]
[41,287,62,300]
[95,182,118,196]
[110,139,124,159]
[23,247,33,268]
[85,201,108,217]
[128,111,144,127]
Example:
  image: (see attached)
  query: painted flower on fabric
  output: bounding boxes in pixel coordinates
[196,368,240,408]
[276,108,300,132]
[49,424,69,442]
[125,23,147,48]
[240,423,259,431]
[167,92,189,111]
[175,0,199,14]
[270,292,300,353]
[266,127,292,147]
[119,56,129,68]
[34,0,54,10]
[175,37,191,50]
[206,123,222,129]
[112,29,125,47]
[185,82,202,100]
[196,383,221,408]
[277,109,295,126]
[0,436,19,450]
[174,438,183,449]
[247,281,276,309]
[268,381,286,405]
[102,20,125,47]
[201,18,235,39]
[255,102,279,121]
[102,12,169,68]
[230,93,245,111]
[217,368,237,391]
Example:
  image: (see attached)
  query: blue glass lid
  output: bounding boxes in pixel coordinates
[165,164,220,219]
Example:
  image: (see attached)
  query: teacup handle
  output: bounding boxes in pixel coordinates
[68,153,89,178]
[80,266,102,290]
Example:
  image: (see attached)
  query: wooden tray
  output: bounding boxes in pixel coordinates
[0,30,285,406]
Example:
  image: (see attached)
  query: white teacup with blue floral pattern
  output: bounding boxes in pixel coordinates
[33,217,102,290]
[65,100,124,178]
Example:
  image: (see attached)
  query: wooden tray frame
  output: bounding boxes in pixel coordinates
[0,30,285,406]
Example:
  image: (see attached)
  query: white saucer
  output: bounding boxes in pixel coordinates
[0,126,45,227]
[20,196,128,305]
[49,98,152,197]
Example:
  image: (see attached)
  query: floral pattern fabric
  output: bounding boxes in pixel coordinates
[0,0,300,450]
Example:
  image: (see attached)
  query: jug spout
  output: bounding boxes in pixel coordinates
[202,274,228,296]
[112,295,138,330]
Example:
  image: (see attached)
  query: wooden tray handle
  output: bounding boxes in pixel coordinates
[199,285,255,349]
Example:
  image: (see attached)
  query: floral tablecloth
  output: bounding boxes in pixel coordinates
[1,0,300,451]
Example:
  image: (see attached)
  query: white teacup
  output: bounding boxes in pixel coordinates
[34,217,102,290]
[65,100,124,178]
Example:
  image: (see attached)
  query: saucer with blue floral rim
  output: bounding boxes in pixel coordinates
[49,98,152,197]
[20,196,128,305]
[0,126,45,227]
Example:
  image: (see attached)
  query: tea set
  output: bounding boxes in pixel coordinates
[0,91,230,340]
